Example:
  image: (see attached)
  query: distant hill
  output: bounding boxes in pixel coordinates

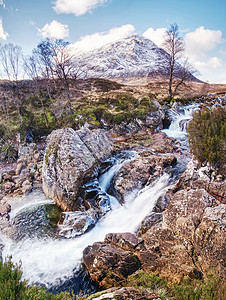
[76,34,200,84]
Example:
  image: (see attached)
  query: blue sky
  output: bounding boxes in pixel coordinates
[1,0,226,83]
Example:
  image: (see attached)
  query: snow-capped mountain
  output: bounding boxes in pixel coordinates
[76,34,195,83]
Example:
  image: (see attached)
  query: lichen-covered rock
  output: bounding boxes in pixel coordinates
[175,159,226,201]
[138,188,225,281]
[42,127,113,211]
[164,188,218,239]
[104,232,144,252]
[113,153,176,202]
[0,201,11,220]
[138,212,163,235]
[83,240,141,288]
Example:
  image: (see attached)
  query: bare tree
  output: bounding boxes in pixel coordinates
[34,39,79,94]
[23,53,50,127]
[163,23,186,100]
[23,53,41,80]
[0,43,23,81]
[34,38,83,113]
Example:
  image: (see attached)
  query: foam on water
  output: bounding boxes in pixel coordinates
[2,173,169,288]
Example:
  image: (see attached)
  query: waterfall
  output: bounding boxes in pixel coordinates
[162,103,199,140]
[0,104,198,292]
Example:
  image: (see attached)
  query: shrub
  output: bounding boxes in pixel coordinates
[188,106,226,172]
[0,258,74,300]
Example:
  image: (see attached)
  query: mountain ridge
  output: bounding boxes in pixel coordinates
[76,34,199,84]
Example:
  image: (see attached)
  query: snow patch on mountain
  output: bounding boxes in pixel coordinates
[76,34,187,83]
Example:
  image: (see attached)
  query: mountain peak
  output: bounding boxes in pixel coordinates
[76,34,195,84]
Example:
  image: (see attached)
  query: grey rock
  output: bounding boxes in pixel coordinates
[58,210,98,238]
[42,127,113,211]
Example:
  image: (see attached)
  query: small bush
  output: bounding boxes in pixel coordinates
[0,258,74,300]
[188,106,226,172]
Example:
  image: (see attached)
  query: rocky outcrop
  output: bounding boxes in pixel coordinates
[83,233,141,289]
[175,159,226,201]
[113,153,176,202]
[0,143,43,198]
[42,127,113,211]
[83,158,225,287]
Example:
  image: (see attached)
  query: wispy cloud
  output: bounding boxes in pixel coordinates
[53,0,110,16]
[39,20,69,39]
[0,19,8,40]
[70,24,135,53]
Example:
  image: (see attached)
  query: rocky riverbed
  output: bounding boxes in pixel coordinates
[0,99,225,299]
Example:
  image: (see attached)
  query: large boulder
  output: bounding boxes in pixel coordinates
[42,127,113,211]
[138,188,225,281]
[83,233,141,289]
[113,153,176,202]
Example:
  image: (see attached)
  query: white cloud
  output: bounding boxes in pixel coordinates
[0,19,8,40]
[71,24,135,53]
[53,0,110,16]
[39,20,69,39]
[193,57,222,72]
[184,26,223,60]
[0,0,5,8]
[143,27,167,47]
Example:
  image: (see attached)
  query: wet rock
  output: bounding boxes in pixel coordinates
[81,180,111,214]
[0,201,11,220]
[42,127,113,211]
[58,210,98,238]
[114,153,176,202]
[146,110,165,130]
[138,213,163,235]
[83,241,141,288]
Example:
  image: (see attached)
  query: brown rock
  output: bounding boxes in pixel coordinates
[83,241,141,288]
[114,153,176,202]
[104,232,144,251]
[22,180,32,194]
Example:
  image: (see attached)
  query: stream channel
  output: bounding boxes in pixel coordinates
[0,103,199,295]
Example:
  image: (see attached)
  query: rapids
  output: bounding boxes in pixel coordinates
[0,103,197,293]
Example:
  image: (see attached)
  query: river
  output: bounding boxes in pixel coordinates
[0,103,198,294]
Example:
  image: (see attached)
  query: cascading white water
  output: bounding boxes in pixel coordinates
[0,104,198,292]
[162,103,199,140]
[1,173,169,289]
